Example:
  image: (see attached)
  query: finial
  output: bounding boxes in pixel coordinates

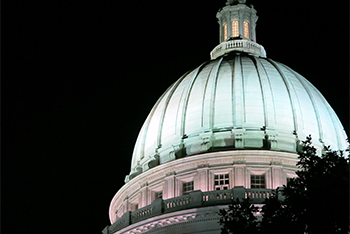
[226,0,246,5]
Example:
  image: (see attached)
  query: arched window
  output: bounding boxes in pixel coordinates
[244,20,249,39]
[223,22,228,41]
[232,20,239,37]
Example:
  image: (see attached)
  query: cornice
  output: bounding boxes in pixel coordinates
[109,150,298,223]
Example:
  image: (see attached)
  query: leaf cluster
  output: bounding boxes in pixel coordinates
[219,198,259,234]
[219,136,349,234]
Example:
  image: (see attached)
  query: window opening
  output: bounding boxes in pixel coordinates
[232,20,239,37]
[214,174,229,190]
[155,191,163,199]
[130,203,138,211]
[251,174,265,188]
[244,20,249,39]
[223,22,228,41]
[183,181,194,194]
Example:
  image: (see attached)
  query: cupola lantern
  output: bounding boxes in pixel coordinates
[211,0,266,59]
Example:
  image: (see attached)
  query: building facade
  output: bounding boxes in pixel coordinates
[103,1,348,233]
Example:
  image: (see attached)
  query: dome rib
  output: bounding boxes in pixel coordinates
[250,56,268,127]
[322,95,342,149]
[319,84,346,149]
[267,58,298,133]
[239,55,247,124]
[240,55,266,128]
[157,69,193,148]
[201,60,216,128]
[138,84,174,161]
[254,57,276,128]
[257,58,277,127]
[128,54,347,176]
[210,57,224,129]
[181,61,211,136]
[230,56,236,127]
[281,64,323,143]
[232,55,244,127]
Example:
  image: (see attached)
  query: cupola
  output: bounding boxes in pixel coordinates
[211,0,266,59]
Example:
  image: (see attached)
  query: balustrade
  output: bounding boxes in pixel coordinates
[164,195,191,211]
[107,187,276,233]
[210,39,266,59]
[202,189,233,205]
[245,189,273,200]
[131,206,153,223]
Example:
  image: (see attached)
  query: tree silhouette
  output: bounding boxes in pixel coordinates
[219,136,349,234]
[219,197,259,234]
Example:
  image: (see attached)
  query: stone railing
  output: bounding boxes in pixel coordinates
[131,204,153,223]
[245,188,273,201]
[103,187,282,234]
[164,194,192,212]
[210,39,267,59]
[202,189,233,205]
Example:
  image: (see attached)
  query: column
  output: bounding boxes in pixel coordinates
[234,166,245,187]
[196,165,209,192]
[227,11,232,38]
[219,19,223,43]
[138,183,149,208]
[163,172,175,199]
[238,10,244,38]
[271,165,283,189]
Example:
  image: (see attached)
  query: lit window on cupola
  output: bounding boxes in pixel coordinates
[223,22,228,41]
[232,20,239,37]
[244,20,249,38]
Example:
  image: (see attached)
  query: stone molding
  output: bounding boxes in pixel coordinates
[112,206,221,234]
[109,150,298,223]
[106,188,281,234]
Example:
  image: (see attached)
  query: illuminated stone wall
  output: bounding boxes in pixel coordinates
[105,150,294,233]
[109,150,298,224]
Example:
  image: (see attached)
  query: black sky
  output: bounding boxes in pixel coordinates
[3,1,349,234]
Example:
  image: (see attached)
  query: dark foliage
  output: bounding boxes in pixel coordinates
[219,198,259,234]
[219,136,349,234]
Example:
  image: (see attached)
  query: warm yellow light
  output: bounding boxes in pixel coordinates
[223,23,227,41]
[244,20,249,39]
[232,20,239,37]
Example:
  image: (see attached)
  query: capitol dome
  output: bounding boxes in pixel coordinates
[128,52,347,180]
[104,1,347,233]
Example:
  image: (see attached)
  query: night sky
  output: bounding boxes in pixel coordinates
[4,1,349,233]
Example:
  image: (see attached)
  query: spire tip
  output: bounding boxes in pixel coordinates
[226,0,246,5]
